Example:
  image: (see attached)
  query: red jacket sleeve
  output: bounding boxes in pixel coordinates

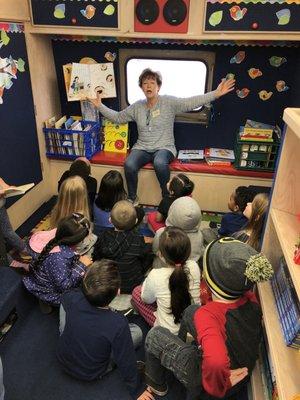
[194,306,232,398]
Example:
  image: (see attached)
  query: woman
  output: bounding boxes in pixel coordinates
[90,68,235,204]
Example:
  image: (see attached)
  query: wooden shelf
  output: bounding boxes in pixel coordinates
[258,281,300,400]
[283,108,300,140]
[251,363,266,400]
[270,208,300,300]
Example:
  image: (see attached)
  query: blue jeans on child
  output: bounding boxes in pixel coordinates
[124,149,174,200]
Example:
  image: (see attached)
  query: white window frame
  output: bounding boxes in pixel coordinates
[119,48,216,124]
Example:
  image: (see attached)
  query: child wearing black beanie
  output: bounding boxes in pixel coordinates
[139,237,273,400]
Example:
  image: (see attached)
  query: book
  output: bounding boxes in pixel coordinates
[178,150,204,161]
[204,148,235,161]
[244,119,275,138]
[239,127,274,142]
[3,183,34,198]
[103,119,128,153]
[205,159,232,167]
[67,62,116,102]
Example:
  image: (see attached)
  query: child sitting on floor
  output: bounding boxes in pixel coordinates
[152,196,204,268]
[58,157,97,210]
[23,213,92,308]
[131,226,200,334]
[233,192,269,251]
[93,200,153,294]
[57,259,144,399]
[140,237,273,399]
[147,173,194,233]
[93,170,144,235]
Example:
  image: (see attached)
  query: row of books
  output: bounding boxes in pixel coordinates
[271,257,300,349]
[44,115,99,157]
[178,148,235,166]
[239,119,276,143]
[258,331,278,400]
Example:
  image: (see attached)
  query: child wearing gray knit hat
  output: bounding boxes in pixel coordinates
[141,237,273,399]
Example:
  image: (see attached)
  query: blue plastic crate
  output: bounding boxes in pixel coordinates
[43,120,101,160]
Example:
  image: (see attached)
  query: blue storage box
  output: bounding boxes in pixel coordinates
[43,120,101,160]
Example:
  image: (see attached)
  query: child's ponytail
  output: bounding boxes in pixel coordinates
[159,226,192,324]
[169,173,194,199]
[31,213,89,270]
[169,265,191,324]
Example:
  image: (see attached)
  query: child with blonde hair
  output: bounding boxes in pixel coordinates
[233,192,269,251]
[52,176,90,227]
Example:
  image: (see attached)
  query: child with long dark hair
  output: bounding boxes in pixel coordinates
[93,170,144,234]
[23,213,92,307]
[131,226,200,334]
[148,173,194,232]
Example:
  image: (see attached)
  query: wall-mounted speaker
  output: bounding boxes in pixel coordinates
[134,0,190,33]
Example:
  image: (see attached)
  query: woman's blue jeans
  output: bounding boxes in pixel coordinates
[124,149,174,200]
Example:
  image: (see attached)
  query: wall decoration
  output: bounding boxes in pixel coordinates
[30,0,119,29]
[104,52,116,62]
[276,80,289,92]
[209,10,223,26]
[236,88,250,98]
[229,5,247,21]
[269,56,287,67]
[204,2,300,32]
[230,50,246,64]
[0,23,42,201]
[226,73,235,80]
[248,67,262,79]
[259,90,273,100]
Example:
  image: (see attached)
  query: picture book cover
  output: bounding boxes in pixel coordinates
[103,119,128,153]
[178,150,204,160]
[204,148,235,161]
[244,119,275,137]
[3,183,34,198]
[67,62,116,102]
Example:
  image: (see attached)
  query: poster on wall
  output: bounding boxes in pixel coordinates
[0,23,42,201]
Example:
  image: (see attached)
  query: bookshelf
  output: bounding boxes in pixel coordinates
[255,108,300,400]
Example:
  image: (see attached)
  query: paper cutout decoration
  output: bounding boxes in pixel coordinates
[276,9,291,25]
[80,57,97,64]
[269,56,287,67]
[226,73,235,80]
[236,88,250,98]
[80,5,96,20]
[104,52,116,62]
[276,80,289,92]
[248,68,262,79]
[0,55,26,104]
[54,4,65,19]
[209,10,223,26]
[0,29,10,48]
[229,6,247,21]
[259,90,273,101]
[230,51,245,64]
[103,4,115,16]
[103,119,128,154]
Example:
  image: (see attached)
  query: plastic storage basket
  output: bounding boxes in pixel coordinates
[43,120,101,160]
[234,131,280,172]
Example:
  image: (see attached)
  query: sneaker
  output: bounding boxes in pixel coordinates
[145,375,168,396]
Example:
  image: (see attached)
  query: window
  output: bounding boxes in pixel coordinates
[119,48,216,124]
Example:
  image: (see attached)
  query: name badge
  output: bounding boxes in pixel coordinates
[152,109,160,118]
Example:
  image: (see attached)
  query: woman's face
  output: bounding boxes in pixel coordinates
[243,202,253,219]
[141,77,160,100]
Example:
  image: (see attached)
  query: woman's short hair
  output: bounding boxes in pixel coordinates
[138,68,162,88]
[82,259,121,307]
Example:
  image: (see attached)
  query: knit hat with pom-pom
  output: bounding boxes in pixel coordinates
[203,237,273,300]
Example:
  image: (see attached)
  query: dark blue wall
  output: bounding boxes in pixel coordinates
[0,27,42,206]
[52,40,300,151]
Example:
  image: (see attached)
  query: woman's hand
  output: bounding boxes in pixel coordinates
[88,92,102,108]
[229,367,248,387]
[137,388,155,400]
[215,78,235,98]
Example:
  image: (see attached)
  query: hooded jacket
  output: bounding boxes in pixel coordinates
[153,196,204,263]
[93,230,153,294]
